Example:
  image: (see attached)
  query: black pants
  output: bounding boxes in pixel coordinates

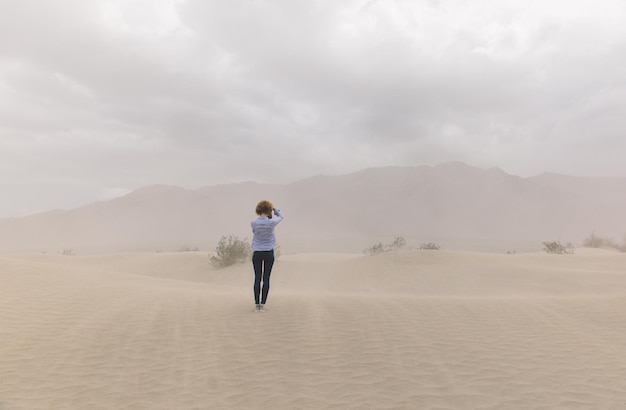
[252,250,275,305]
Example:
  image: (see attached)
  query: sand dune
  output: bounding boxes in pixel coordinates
[3,249,626,409]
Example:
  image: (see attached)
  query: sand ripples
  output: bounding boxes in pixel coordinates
[3,253,626,409]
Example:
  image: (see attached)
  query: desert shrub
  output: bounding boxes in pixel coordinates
[364,242,386,256]
[210,235,251,268]
[506,250,516,254]
[583,232,626,252]
[389,236,406,250]
[62,249,74,256]
[364,237,407,255]
[419,242,440,250]
[178,246,200,252]
[542,241,574,254]
[583,232,607,248]
[274,243,282,259]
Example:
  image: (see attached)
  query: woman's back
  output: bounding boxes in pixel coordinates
[251,210,283,251]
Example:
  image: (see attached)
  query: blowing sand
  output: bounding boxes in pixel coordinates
[2,249,626,409]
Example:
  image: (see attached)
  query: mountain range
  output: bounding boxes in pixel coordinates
[2,162,626,253]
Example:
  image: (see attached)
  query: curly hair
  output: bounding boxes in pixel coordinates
[255,200,274,216]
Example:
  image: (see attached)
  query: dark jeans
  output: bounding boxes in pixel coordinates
[252,250,275,305]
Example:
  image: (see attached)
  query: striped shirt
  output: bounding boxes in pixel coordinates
[251,208,283,252]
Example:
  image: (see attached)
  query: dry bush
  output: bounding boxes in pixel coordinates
[178,246,200,252]
[364,236,407,255]
[389,236,406,250]
[210,235,251,268]
[364,242,385,256]
[542,241,574,254]
[583,232,626,252]
[274,243,282,259]
[419,242,440,250]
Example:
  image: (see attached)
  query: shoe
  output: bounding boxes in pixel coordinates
[255,304,261,312]
[260,304,268,312]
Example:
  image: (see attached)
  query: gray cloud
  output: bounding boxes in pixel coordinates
[1,0,626,216]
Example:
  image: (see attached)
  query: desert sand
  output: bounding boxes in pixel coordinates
[3,248,626,409]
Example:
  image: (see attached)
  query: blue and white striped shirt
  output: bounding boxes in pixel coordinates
[251,208,284,252]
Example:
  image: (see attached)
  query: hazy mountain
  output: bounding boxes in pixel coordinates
[2,162,626,253]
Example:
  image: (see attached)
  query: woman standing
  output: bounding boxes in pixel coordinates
[251,200,283,312]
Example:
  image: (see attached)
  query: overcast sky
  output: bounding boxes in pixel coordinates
[1,0,626,216]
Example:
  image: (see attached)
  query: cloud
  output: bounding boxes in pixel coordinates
[1,0,626,215]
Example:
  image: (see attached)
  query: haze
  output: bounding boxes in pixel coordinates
[6,3,626,407]
[2,0,626,217]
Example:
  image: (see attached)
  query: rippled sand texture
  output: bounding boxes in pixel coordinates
[2,249,626,409]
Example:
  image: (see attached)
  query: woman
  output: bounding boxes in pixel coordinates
[251,200,283,312]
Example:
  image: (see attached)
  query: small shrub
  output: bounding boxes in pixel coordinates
[364,236,407,255]
[178,246,200,252]
[583,232,626,252]
[506,250,516,254]
[62,249,74,256]
[583,232,606,248]
[419,242,440,250]
[274,243,282,259]
[542,241,574,254]
[210,235,251,268]
[389,236,406,250]
[364,242,385,256]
